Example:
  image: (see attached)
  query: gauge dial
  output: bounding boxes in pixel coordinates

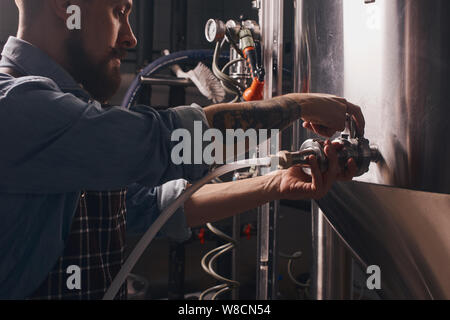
[205,19,225,43]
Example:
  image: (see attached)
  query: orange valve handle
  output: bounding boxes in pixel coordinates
[243,77,265,101]
[243,46,257,77]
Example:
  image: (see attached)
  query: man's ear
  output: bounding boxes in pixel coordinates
[49,0,73,22]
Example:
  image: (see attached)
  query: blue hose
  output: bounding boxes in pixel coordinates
[122,50,227,109]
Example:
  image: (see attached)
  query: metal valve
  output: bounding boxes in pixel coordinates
[297,116,381,177]
[205,17,264,102]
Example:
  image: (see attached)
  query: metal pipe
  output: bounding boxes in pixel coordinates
[292,0,305,152]
[256,0,284,300]
[140,76,194,87]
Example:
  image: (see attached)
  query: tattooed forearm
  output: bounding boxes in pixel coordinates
[204,94,302,133]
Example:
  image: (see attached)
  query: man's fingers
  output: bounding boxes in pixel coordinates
[311,124,337,137]
[346,101,365,137]
[304,121,338,137]
[339,158,358,181]
[323,144,339,190]
[346,158,358,178]
[308,155,323,193]
[329,142,357,181]
[290,164,312,183]
[331,141,344,151]
[324,144,339,175]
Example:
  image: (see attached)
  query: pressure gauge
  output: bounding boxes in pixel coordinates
[205,19,226,43]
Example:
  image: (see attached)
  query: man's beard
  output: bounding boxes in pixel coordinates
[65,32,126,103]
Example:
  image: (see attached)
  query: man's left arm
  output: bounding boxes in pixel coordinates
[184,141,358,227]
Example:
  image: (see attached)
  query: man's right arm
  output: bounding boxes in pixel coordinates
[203,93,365,138]
[0,77,208,193]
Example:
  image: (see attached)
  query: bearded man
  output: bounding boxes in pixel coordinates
[0,0,364,299]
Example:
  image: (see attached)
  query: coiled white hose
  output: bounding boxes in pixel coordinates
[103,157,275,300]
[199,223,239,300]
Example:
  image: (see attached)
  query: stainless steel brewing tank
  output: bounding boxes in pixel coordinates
[294,0,450,299]
[344,0,450,193]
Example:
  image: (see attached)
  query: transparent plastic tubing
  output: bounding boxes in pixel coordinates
[103,157,274,300]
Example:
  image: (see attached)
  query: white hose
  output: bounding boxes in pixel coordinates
[103,157,275,300]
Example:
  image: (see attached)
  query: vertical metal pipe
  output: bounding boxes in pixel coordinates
[292,0,305,152]
[256,0,284,300]
[323,216,353,300]
[312,204,354,300]
[294,0,352,300]
[311,201,323,300]
[231,215,240,300]
[260,0,284,100]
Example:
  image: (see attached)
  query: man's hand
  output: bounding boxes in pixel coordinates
[293,93,365,137]
[277,141,358,200]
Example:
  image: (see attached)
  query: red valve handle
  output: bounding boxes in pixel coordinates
[198,228,205,244]
[244,224,252,240]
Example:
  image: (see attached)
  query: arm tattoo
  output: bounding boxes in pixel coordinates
[208,95,301,132]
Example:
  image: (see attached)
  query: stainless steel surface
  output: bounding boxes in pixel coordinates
[256,0,284,300]
[296,0,450,194]
[292,0,305,152]
[260,0,284,100]
[318,182,450,299]
[229,43,251,87]
[344,0,450,194]
[312,203,354,300]
[293,0,450,299]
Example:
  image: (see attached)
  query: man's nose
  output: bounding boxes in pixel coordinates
[119,21,138,49]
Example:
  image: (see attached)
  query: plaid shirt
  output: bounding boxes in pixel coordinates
[30,190,128,300]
